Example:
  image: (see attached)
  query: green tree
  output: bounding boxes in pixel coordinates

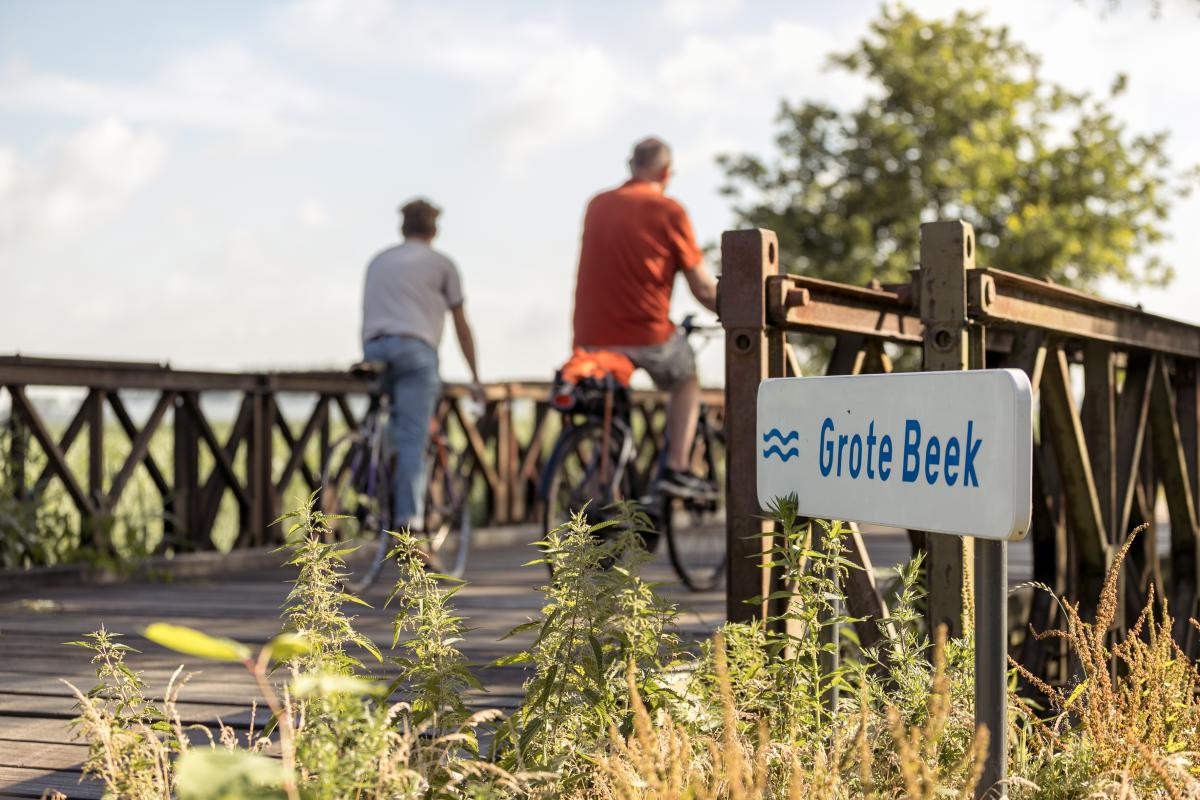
[719,5,1195,290]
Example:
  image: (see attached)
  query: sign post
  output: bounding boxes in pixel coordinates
[757,368,1032,798]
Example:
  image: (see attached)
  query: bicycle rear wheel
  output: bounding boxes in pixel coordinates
[423,439,471,579]
[665,427,726,592]
[542,421,654,555]
[320,431,392,593]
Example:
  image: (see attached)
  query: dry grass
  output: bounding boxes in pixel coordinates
[586,628,985,800]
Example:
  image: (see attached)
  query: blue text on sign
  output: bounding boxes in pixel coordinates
[818,417,982,487]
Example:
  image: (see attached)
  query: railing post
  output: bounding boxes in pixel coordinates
[6,391,28,500]
[249,385,276,546]
[921,220,1006,798]
[84,389,106,549]
[919,220,978,638]
[173,392,201,546]
[720,228,783,623]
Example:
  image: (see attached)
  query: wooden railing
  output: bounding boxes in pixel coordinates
[721,221,1200,686]
[0,356,721,561]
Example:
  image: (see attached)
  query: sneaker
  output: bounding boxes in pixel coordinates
[654,468,718,500]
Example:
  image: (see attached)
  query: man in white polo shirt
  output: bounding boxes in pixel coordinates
[361,198,483,532]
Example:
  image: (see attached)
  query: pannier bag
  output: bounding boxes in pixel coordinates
[550,348,634,416]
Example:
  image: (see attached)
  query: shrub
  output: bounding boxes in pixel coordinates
[63,498,1200,798]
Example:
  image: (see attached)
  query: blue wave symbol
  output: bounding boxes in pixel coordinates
[762,428,799,446]
[762,445,800,462]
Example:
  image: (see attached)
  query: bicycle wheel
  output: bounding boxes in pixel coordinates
[320,431,392,593]
[665,427,726,591]
[423,439,471,579]
[542,421,655,559]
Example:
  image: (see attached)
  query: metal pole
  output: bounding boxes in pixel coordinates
[720,228,782,624]
[920,220,976,639]
[974,537,1007,799]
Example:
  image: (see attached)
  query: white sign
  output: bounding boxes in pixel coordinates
[757,369,1032,541]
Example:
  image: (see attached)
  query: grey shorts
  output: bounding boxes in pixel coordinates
[591,331,697,391]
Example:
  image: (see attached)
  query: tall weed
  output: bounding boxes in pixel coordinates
[63,498,1200,799]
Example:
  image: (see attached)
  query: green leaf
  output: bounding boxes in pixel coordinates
[264,633,310,662]
[290,672,384,697]
[517,716,544,755]
[490,652,531,667]
[176,749,287,799]
[498,620,542,641]
[142,623,252,663]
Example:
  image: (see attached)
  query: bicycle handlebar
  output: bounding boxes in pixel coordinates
[680,313,723,339]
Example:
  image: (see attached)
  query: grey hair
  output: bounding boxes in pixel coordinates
[629,137,671,175]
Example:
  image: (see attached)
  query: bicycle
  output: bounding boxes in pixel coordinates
[319,362,472,592]
[538,316,726,591]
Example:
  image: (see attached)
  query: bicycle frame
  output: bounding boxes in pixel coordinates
[537,410,638,507]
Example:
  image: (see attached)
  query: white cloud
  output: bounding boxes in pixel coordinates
[0,117,165,250]
[0,43,327,148]
[658,21,872,118]
[659,0,742,29]
[297,200,329,228]
[275,1,632,167]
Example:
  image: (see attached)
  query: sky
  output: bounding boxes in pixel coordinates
[2,0,1199,387]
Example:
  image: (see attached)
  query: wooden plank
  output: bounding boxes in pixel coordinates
[106,391,171,497]
[1178,360,1200,522]
[8,387,94,516]
[783,341,803,377]
[0,766,102,799]
[1115,353,1154,540]
[0,693,252,725]
[0,717,91,744]
[451,401,503,499]
[183,393,250,510]
[85,390,103,514]
[842,524,894,650]
[196,393,254,539]
[1040,345,1108,581]
[31,395,91,498]
[1148,357,1200,647]
[274,396,326,494]
[826,333,866,376]
[1082,343,1116,543]
[103,391,174,511]
[0,742,88,771]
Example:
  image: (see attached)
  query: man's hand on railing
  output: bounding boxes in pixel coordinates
[469,381,488,407]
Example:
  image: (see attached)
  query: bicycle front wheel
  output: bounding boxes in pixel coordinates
[423,439,471,579]
[320,431,392,593]
[542,421,654,557]
[665,427,726,592]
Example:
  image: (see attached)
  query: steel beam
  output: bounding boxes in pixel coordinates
[767,275,923,344]
[969,269,1200,358]
[721,228,781,624]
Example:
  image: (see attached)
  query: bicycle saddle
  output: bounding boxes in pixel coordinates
[349,360,386,376]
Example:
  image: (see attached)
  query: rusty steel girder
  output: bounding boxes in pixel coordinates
[765,274,923,344]
[968,269,1200,358]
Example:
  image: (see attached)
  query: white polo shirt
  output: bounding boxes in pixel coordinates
[361,241,464,349]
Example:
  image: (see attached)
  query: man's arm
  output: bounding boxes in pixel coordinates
[683,262,718,312]
[451,304,485,402]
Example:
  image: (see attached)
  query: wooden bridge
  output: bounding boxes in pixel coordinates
[5,218,1200,795]
[0,525,984,798]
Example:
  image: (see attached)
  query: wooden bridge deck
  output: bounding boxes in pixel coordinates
[0,529,1031,799]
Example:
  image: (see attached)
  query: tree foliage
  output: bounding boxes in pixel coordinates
[719,5,1195,290]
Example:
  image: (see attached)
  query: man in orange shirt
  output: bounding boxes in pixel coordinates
[572,137,719,498]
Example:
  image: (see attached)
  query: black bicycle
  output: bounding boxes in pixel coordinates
[319,362,472,591]
[538,317,726,591]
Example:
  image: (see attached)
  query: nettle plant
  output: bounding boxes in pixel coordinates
[65,495,1200,799]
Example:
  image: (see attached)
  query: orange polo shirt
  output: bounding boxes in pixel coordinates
[571,180,703,348]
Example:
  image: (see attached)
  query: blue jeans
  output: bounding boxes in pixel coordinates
[363,335,441,529]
